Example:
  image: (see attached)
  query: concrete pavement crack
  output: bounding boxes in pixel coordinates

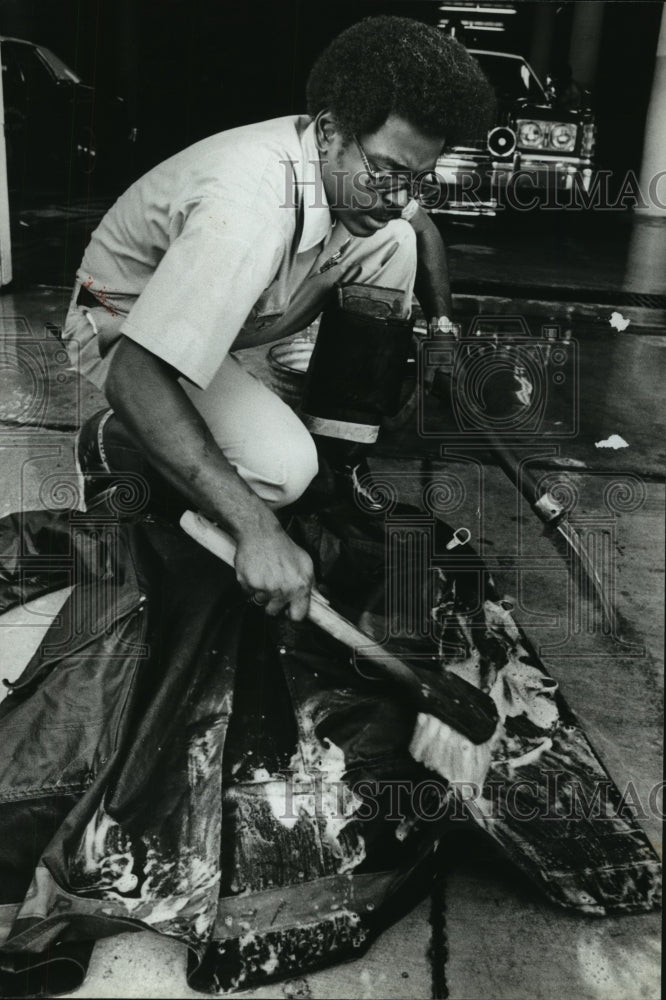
[428,868,449,999]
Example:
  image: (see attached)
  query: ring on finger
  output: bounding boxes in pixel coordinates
[251,592,269,607]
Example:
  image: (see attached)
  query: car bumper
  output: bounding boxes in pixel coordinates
[434,155,595,214]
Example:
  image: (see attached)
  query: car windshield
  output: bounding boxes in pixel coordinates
[35,44,81,83]
[472,52,547,103]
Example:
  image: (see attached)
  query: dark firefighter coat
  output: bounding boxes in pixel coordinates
[0,497,660,996]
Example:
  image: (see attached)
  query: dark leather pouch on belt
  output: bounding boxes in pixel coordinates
[300,285,413,444]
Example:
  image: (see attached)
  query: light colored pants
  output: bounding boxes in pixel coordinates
[64,220,417,508]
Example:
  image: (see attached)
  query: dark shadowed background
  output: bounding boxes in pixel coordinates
[0,0,662,185]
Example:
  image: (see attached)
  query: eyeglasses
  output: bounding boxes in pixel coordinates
[353,134,441,207]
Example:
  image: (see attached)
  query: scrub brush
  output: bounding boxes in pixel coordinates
[180,510,498,788]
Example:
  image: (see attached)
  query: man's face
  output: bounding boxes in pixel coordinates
[318,112,444,237]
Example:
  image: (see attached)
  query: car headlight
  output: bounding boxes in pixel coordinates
[517,120,544,148]
[549,123,577,152]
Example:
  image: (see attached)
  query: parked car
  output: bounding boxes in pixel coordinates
[434,50,597,215]
[0,35,131,192]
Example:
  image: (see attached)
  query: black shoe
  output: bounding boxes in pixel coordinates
[303,437,385,511]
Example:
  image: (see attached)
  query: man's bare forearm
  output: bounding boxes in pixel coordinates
[105,337,314,618]
[409,205,453,321]
[104,336,280,543]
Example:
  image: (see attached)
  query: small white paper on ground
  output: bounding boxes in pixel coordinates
[609,311,631,331]
[595,434,629,449]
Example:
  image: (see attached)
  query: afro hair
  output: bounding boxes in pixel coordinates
[306,16,495,145]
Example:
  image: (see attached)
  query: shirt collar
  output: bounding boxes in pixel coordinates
[293,120,333,253]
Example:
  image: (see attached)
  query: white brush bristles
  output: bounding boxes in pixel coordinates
[409,712,493,788]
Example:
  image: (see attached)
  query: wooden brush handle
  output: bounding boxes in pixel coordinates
[180,510,498,744]
[180,512,406,658]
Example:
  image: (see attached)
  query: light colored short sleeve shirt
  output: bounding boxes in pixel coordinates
[78,116,332,390]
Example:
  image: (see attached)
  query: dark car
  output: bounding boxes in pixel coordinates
[1,35,130,192]
[434,50,596,215]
